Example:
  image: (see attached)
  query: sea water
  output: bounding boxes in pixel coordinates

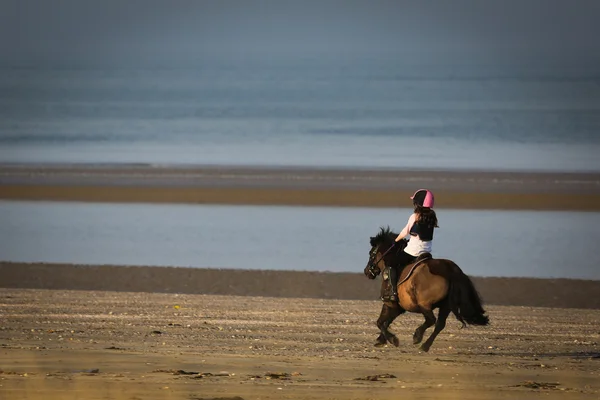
[1,60,599,172]
[1,201,598,280]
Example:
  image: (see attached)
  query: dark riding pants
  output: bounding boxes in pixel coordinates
[389,250,417,296]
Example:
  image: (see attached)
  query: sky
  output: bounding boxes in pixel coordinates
[1,0,599,67]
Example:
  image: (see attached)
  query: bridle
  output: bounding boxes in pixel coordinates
[365,241,397,279]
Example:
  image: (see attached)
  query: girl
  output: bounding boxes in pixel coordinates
[388,189,439,301]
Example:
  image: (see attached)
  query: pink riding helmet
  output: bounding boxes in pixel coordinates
[410,189,435,208]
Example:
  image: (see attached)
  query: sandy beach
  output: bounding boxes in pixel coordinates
[1,262,600,399]
[1,288,599,400]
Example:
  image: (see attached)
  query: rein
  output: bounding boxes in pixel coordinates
[367,241,399,277]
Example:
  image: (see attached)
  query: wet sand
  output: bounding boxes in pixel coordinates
[1,164,599,210]
[2,262,600,310]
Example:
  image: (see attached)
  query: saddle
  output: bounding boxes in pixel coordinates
[398,252,432,283]
[381,253,432,301]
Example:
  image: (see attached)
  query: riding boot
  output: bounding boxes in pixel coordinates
[388,266,398,302]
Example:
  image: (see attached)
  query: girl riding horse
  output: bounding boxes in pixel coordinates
[387,189,438,302]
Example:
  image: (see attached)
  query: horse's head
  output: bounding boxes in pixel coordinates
[364,244,383,279]
[363,226,403,280]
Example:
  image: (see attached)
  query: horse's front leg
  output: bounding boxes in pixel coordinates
[375,302,405,347]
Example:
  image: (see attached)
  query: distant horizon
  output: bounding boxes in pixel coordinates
[1,52,598,76]
[2,1,599,69]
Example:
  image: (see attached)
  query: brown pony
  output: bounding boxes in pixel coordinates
[364,227,489,352]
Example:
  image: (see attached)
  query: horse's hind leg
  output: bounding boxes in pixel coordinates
[420,304,451,352]
[375,303,404,347]
[413,309,436,345]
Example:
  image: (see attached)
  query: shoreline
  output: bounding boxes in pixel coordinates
[1,164,599,210]
[2,262,600,309]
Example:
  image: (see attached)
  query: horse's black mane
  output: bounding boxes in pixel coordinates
[370,226,398,247]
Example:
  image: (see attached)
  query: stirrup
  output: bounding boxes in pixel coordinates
[383,293,398,302]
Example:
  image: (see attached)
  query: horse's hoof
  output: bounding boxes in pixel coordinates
[374,342,385,348]
[412,333,423,345]
[391,336,400,347]
[419,344,430,352]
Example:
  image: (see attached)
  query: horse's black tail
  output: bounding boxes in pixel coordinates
[449,263,489,327]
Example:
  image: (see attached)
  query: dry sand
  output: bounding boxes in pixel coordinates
[1,288,599,400]
[1,263,600,399]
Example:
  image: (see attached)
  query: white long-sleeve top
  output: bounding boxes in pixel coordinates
[395,213,433,257]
